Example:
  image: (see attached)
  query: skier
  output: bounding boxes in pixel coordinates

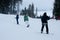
[41,12,50,34]
[16,14,19,24]
[24,13,29,27]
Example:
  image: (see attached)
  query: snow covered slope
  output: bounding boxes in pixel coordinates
[0,13,60,40]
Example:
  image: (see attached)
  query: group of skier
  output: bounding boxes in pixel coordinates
[15,12,51,34]
[16,13,29,27]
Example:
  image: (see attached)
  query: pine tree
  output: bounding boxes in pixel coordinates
[0,0,22,14]
[53,0,60,18]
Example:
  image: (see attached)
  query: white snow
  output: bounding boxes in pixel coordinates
[0,11,60,40]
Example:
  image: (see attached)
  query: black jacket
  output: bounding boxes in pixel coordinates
[16,15,19,19]
[41,15,50,23]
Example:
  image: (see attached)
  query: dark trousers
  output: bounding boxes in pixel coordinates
[41,23,49,34]
[16,19,19,24]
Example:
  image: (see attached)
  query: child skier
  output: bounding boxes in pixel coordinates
[24,13,29,27]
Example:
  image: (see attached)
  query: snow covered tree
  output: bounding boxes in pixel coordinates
[28,3,35,18]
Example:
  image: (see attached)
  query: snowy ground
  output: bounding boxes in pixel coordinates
[0,12,60,40]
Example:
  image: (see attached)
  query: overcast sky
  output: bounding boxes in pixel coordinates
[20,0,54,11]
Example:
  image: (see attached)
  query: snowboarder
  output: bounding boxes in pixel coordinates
[24,13,29,27]
[16,14,19,24]
[41,12,50,34]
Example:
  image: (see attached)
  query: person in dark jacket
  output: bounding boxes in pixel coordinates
[16,14,19,24]
[41,12,50,34]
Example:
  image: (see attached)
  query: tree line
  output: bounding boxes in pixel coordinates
[0,0,22,14]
